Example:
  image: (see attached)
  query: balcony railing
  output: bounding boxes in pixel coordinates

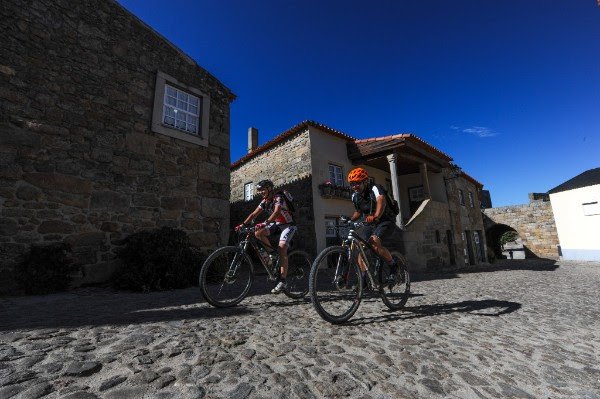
[318,183,352,200]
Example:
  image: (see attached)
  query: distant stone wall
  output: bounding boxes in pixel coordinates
[231,131,311,202]
[230,131,316,255]
[483,200,559,259]
[230,176,317,256]
[0,0,233,290]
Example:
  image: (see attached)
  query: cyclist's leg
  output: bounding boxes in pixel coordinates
[369,221,394,260]
[278,225,297,279]
[255,225,276,252]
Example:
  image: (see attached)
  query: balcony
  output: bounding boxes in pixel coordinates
[318,183,352,200]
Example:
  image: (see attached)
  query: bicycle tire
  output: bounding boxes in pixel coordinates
[199,246,254,308]
[378,253,410,310]
[309,246,362,324]
[284,249,312,299]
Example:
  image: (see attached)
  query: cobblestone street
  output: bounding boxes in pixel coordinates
[1,259,599,399]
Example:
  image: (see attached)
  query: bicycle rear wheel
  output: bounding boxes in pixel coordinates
[378,253,410,310]
[199,246,254,308]
[284,249,311,299]
[309,246,362,324]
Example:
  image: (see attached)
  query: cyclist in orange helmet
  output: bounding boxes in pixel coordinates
[347,167,399,285]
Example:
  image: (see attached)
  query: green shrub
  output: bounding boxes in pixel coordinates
[14,243,76,295]
[113,227,205,291]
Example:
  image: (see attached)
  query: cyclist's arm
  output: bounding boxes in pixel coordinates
[372,195,386,221]
[349,211,361,222]
[243,206,263,225]
[265,203,281,224]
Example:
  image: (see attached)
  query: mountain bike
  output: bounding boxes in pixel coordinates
[309,218,410,324]
[199,225,311,308]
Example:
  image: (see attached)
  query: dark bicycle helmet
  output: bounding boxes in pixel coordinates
[256,179,274,190]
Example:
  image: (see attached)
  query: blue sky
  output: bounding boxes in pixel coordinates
[118,0,600,207]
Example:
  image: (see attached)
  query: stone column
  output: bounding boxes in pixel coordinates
[387,152,404,229]
[420,163,432,199]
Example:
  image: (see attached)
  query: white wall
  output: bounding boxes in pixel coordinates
[308,127,356,252]
[550,184,600,261]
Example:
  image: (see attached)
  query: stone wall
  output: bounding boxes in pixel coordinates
[230,176,317,256]
[483,200,559,259]
[0,0,233,290]
[231,131,311,202]
[230,131,316,255]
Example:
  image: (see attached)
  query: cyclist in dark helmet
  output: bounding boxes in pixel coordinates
[347,168,399,285]
[235,179,297,294]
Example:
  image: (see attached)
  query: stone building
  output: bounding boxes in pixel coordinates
[231,121,488,271]
[0,0,235,291]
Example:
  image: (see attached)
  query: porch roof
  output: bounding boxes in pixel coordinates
[347,133,453,172]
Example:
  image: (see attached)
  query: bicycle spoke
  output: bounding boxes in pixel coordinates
[309,246,362,324]
[200,247,254,308]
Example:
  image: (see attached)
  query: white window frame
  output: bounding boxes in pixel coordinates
[152,71,210,146]
[582,201,600,216]
[244,182,254,202]
[328,163,344,186]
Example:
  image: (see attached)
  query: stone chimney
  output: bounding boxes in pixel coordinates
[248,127,258,153]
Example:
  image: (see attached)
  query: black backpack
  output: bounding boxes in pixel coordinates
[352,184,399,217]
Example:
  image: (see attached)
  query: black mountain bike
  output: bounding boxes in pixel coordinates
[199,225,311,307]
[309,218,410,324]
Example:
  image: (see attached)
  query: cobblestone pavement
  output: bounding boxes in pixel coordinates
[1,259,599,399]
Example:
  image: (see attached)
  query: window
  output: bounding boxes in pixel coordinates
[582,201,600,216]
[435,230,441,243]
[468,191,474,207]
[409,186,425,202]
[244,182,254,201]
[328,164,344,186]
[325,217,337,238]
[458,189,465,206]
[163,84,200,135]
[152,71,210,146]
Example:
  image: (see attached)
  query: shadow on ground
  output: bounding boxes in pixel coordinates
[412,259,558,282]
[347,299,522,326]
[0,286,254,332]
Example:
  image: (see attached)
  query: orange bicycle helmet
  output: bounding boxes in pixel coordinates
[347,167,369,183]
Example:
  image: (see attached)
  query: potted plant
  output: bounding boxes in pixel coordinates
[321,180,333,196]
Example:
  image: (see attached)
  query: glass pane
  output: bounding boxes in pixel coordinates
[177,91,188,102]
[166,86,176,96]
[189,96,199,106]
[164,106,174,117]
[187,115,198,124]
[166,96,177,106]
[189,105,198,115]
[188,125,197,134]
[164,116,175,126]
[176,119,186,129]
[177,100,187,111]
[176,111,186,121]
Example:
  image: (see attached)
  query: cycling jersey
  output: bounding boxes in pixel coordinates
[351,184,394,222]
[259,194,294,225]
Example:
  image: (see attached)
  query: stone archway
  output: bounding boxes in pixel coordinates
[483,201,560,260]
[485,223,525,260]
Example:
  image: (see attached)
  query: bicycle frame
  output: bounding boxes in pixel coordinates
[237,227,280,281]
[335,222,383,290]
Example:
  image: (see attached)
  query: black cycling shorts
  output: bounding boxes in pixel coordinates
[356,220,394,242]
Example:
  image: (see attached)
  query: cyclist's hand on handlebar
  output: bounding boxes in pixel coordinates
[365,215,378,224]
[234,223,247,232]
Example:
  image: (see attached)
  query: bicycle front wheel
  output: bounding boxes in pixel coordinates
[309,246,362,324]
[199,246,254,308]
[378,253,410,310]
[284,249,311,299]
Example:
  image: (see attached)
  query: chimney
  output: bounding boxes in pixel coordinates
[248,127,258,153]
